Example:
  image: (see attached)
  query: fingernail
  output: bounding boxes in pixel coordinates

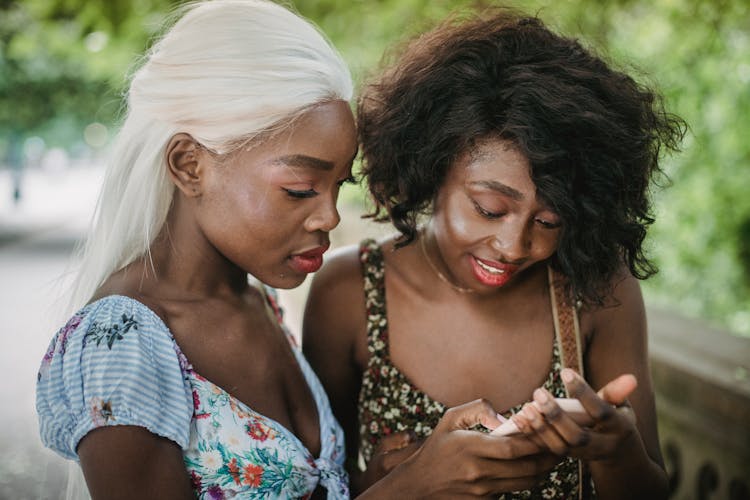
[497,412,508,423]
[524,408,537,422]
[561,368,575,383]
[512,415,524,431]
[534,388,549,403]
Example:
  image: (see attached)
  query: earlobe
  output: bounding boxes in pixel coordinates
[166,133,203,197]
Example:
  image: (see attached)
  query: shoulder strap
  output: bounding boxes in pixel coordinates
[259,284,298,348]
[548,265,583,378]
[548,265,592,500]
[358,239,389,356]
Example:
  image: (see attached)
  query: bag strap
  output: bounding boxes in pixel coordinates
[548,265,583,378]
[548,265,590,500]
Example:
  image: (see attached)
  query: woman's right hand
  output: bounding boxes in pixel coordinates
[358,399,561,499]
[354,431,422,493]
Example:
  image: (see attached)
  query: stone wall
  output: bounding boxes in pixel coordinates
[648,309,750,499]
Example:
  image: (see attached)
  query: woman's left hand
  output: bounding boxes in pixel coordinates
[511,368,641,463]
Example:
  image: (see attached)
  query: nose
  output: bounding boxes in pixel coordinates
[304,196,340,233]
[490,220,531,264]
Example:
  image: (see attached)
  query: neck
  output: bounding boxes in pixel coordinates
[142,203,249,299]
[420,227,475,295]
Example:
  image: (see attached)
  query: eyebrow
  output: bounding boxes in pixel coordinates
[273,150,359,172]
[469,180,524,201]
[274,154,334,171]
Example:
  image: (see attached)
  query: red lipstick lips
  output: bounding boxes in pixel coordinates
[289,244,330,274]
[470,255,517,287]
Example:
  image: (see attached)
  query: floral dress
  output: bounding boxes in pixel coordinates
[357,239,585,499]
[36,293,349,499]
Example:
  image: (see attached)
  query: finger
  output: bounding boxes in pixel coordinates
[381,441,422,472]
[519,402,571,456]
[484,426,549,459]
[561,368,614,422]
[531,388,592,450]
[375,430,417,454]
[472,453,560,480]
[511,406,548,448]
[436,399,500,432]
[596,374,638,406]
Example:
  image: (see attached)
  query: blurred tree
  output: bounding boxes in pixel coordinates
[1,0,747,335]
[0,0,179,151]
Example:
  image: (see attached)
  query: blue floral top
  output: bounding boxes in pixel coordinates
[36,294,349,499]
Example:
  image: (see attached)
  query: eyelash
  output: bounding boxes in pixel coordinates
[535,218,561,229]
[473,201,503,220]
[338,175,357,187]
[284,188,317,199]
[284,176,357,199]
[473,201,561,229]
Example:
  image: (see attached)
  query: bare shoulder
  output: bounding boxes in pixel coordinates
[311,243,365,296]
[91,266,170,323]
[580,266,649,389]
[577,267,643,329]
[588,268,644,327]
[302,243,368,359]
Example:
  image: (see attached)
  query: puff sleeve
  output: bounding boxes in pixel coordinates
[36,296,194,460]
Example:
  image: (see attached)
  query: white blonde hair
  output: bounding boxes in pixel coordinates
[69,0,352,309]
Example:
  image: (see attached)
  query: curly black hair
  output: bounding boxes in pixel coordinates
[357,8,686,305]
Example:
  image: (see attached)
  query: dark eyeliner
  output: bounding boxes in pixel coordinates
[536,218,562,229]
[472,200,502,219]
[284,188,317,199]
[337,175,357,187]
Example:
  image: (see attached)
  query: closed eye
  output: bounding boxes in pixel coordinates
[473,201,503,220]
[284,188,318,199]
[337,175,357,187]
[535,217,561,229]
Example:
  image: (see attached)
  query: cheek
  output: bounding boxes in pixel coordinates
[434,194,478,243]
[533,230,560,259]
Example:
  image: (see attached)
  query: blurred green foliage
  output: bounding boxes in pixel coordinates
[1,0,748,335]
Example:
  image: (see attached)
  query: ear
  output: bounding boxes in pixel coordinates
[166,133,205,197]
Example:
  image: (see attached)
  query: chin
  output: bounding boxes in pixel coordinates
[266,274,308,290]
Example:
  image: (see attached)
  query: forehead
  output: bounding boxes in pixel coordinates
[286,100,357,150]
[226,101,357,174]
[456,138,533,186]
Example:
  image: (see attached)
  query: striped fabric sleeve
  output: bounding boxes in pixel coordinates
[36,296,193,460]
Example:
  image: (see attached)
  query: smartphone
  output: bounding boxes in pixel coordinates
[490,398,593,436]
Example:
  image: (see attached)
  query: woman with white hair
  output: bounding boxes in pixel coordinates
[36,1,557,498]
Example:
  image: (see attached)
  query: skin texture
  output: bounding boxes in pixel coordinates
[303,138,667,498]
[77,101,358,499]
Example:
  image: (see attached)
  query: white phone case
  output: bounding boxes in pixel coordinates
[490,398,593,436]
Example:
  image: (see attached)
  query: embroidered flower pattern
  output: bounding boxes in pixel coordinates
[37,295,348,499]
[88,397,116,426]
[357,239,582,499]
[245,421,275,442]
[183,370,348,499]
[83,313,139,349]
[38,313,84,381]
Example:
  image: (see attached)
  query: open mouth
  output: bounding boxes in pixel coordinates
[470,255,516,287]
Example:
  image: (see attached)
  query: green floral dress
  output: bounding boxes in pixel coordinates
[357,239,585,499]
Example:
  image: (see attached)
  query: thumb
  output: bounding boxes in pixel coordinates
[380,441,423,472]
[436,399,499,433]
[597,374,638,405]
[375,431,417,455]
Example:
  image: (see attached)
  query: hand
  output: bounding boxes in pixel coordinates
[382,399,561,499]
[511,368,640,463]
[355,431,422,492]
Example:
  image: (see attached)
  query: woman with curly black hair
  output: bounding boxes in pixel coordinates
[304,8,685,499]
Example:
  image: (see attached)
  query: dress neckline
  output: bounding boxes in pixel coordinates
[86,294,327,462]
[359,239,563,417]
